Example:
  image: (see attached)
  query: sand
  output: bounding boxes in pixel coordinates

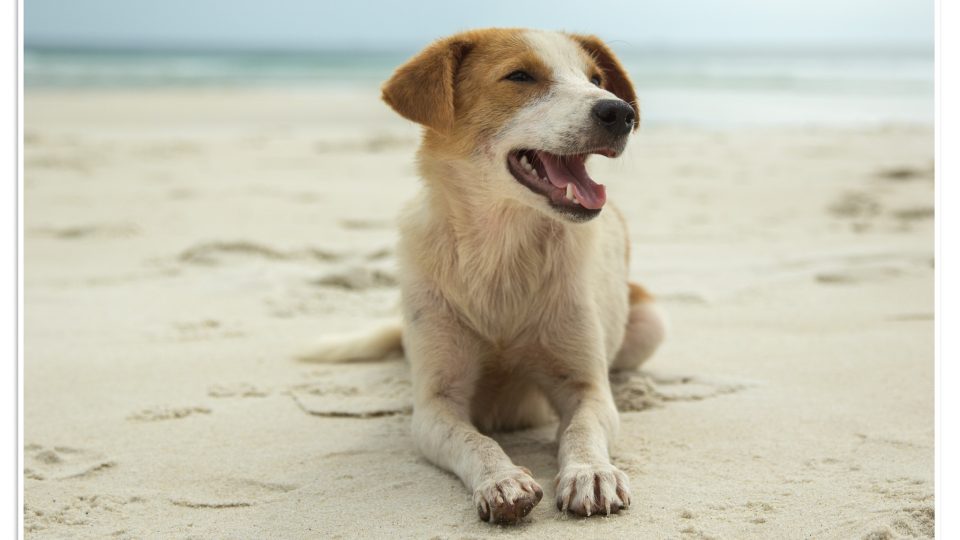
[23,87,934,539]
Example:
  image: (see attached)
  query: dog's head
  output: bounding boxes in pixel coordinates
[382,28,638,223]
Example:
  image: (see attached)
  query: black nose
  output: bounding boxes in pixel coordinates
[591,99,635,136]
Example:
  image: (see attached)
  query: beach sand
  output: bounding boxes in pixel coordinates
[23,87,934,539]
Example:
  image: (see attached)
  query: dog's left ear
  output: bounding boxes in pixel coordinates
[570,34,639,131]
[382,37,473,134]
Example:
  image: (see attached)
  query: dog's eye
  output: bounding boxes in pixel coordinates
[505,70,535,83]
[590,75,602,87]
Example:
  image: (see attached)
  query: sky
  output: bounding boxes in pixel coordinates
[25,0,934,50]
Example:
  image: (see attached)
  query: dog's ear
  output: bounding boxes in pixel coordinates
[382,37,473,134]
[570,34,639,131]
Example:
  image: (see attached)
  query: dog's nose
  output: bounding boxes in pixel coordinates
[591,99,635,136]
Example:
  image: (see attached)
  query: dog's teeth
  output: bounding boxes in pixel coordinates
[565,183,575,201]
[520,155,531,170]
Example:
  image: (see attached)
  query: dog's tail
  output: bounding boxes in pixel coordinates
[297,320,403,363]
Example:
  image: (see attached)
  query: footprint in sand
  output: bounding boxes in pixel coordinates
[24,494,146,533]
[127,406,211,422]
[25,153,96,173]
[828,191,883,220]
[815,266,905,285]
[365,247,393,261]
[339,218,393,231]
[743,501,777,524]
[862,505,934,539]
[679,525,718,539]
[290,362,412,418]
[169,477,299,509]
[24,444,116,481]
[30,222,141,240]
[771,248,931,287]
[892,206,934,223]
[176,240,396,296]
[868,476,931,503]
[611,371,751,412]
[875,165,933,182]
[207,383,270,398]
[885,313,933,322]
[289,366,749,419]
[310,266,397,290]
[170,319,245,341]
[610,372,661,412]
[178,241,341,266]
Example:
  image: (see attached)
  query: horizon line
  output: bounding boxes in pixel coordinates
[23,39,934,56]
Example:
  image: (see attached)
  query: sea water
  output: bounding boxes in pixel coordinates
[24,45,933,128]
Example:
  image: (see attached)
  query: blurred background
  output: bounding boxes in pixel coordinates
[26,0,933,127]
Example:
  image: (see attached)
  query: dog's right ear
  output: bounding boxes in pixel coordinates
[382,38,473,134]
[570,34,639,131]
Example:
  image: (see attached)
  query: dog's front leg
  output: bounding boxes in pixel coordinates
[404,300,543,524]
[540,338,631,517]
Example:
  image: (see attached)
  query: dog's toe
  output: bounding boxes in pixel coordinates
[555,463,630,517]
[474,467,543,525]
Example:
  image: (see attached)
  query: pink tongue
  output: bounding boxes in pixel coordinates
[536,152,607,210]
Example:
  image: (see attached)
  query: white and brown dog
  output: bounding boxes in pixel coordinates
[309,28,665,524]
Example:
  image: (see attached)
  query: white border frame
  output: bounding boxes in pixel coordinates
[16,0,23,534]
[2,0,22,537]
[5,1,956,539]
[935,0,957,537]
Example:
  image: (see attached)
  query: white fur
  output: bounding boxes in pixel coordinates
[299,321,402,363]
[505,31,617,150]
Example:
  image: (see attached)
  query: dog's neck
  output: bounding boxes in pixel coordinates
[417,152,596,276]
[412,150,602,341]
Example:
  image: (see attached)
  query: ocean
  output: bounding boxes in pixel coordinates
[24,45,933,127]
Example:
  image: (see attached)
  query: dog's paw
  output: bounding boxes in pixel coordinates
[555,463,631,517]
[473,466,543,525]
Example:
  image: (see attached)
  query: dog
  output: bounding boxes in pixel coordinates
[307,28,666,524]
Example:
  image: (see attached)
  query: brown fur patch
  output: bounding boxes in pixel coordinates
[381,37,473,133]
[628,282,653,304]
[449,34,552,155]
[383,29,555,159]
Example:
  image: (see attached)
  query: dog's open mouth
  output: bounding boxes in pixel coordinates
[506,149,615,220]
